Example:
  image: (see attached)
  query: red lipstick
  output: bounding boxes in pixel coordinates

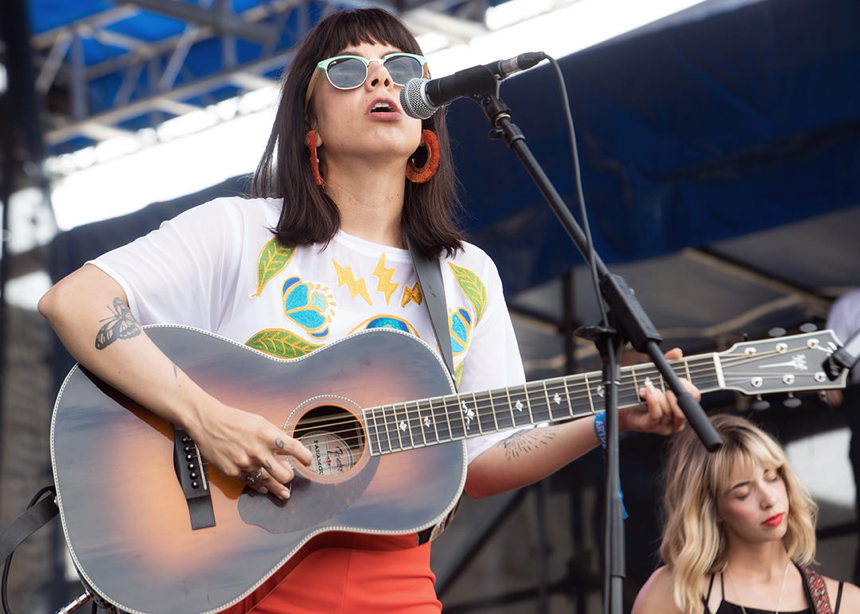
[763,513,784,527]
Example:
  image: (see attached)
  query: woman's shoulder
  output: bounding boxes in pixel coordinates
[821,575,860,610]
[632,566,686,614]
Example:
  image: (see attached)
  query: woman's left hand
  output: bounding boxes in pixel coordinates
[618,348,700,436]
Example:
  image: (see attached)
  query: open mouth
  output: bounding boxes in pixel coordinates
[370,102,395,113]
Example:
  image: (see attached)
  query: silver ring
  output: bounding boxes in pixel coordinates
[245,468,263,482]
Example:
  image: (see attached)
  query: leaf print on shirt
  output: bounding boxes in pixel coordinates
[246,329,323,358]
[282,276,336,339]
[251,239,295,298]
[448,263,486,324]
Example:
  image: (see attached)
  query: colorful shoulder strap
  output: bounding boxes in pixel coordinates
[800,565,833,614]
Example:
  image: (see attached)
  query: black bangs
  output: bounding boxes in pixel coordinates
[313,9,422,58]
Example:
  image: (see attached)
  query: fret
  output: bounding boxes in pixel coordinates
[375,406,392,454]
[529,382,553,423]
[475,392,495,434]
[542,381,554,421]
[466,393,483,435]
[457,395,477,436]
[397,402,418,450]
[487,390,501,433]
[429,397,452,442]
[390,403,408,451]
[380,405,398,453]
[412,401,433,447]
[490,388,515,431]
[504,387,516,428]
[507,386,531,428]
[366,409,381,455]
[561,377,575,418]
[584,374,596,413]
[446,396,467,440]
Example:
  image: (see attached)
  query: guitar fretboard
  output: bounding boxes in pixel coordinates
[365,355,722,455]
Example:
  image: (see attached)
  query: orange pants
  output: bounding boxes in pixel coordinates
[251,534,442,613]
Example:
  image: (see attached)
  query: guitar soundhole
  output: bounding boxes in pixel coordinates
[290,403,369,483]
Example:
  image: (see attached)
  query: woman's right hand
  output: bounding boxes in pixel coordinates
[188,399,313,499]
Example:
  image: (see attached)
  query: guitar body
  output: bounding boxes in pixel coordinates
[51,325,465,614]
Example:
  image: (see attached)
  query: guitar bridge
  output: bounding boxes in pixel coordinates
[172,425,216,530]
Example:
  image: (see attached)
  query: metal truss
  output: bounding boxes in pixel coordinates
[29,0,495,155]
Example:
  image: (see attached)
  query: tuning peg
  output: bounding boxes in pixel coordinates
[752,395,770,411]
[783,392,802,409]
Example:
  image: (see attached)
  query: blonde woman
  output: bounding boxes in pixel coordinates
[633,414,860,614]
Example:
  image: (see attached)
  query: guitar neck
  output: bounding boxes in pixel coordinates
[364,353,722,455]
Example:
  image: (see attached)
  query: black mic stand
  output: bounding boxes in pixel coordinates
[464,81,723,613]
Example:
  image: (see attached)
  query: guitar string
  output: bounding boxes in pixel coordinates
[287,349,816,441]
[283,348,821,449]
[291,348,807,435]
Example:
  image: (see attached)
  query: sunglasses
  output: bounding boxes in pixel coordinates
[305,52,429,111]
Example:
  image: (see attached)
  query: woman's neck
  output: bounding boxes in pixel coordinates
[724,540,792,580]
[323,157,407,248]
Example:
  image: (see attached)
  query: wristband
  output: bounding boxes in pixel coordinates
[593,411,607,448]
[593,411,628,519]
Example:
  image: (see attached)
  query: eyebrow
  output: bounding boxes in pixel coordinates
[727,481,751,493]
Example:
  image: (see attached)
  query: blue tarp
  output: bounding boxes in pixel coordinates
[448,0,860,294]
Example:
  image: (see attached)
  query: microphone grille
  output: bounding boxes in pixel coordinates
[400,79,437,120]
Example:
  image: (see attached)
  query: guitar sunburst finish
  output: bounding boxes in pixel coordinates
[51,325,847,614]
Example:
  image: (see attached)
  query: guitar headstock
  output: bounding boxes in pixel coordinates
[717,330,848,395]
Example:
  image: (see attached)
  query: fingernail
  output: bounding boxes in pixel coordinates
[260,487,268,494]
[280,489,291,499]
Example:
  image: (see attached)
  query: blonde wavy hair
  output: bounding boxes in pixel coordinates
[659,413,818,614]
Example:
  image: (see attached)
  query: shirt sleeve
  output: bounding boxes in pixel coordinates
[88,198,245,331]
[454,251,527,464]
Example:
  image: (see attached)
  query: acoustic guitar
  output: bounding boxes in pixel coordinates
[50,325,846,613]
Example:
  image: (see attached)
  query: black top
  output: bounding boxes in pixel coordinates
[702,566,843,614]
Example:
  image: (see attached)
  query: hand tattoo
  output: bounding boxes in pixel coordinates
[275,438,285,450]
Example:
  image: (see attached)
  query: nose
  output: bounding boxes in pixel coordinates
[366,59,393,90]
[760,485,778,508]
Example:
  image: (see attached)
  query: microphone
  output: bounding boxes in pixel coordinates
[400,51,546,120]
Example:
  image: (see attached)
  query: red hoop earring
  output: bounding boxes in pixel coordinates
[307,130,325,187]
[406,129,440,184]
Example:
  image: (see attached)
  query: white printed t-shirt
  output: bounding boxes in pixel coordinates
[91,196,526,463]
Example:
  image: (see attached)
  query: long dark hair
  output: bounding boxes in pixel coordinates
[251,8,463,258]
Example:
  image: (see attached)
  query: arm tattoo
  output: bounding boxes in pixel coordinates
[501,429,557,460]
[94,297,141,350]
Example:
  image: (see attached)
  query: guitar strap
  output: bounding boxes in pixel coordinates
[406,236,461,546]
[406,235,457,388]
[800,565,834,614]
[0,486,58,563]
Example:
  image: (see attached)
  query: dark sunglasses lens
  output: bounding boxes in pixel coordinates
[384,56,423,84]
[326,58,367,89]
